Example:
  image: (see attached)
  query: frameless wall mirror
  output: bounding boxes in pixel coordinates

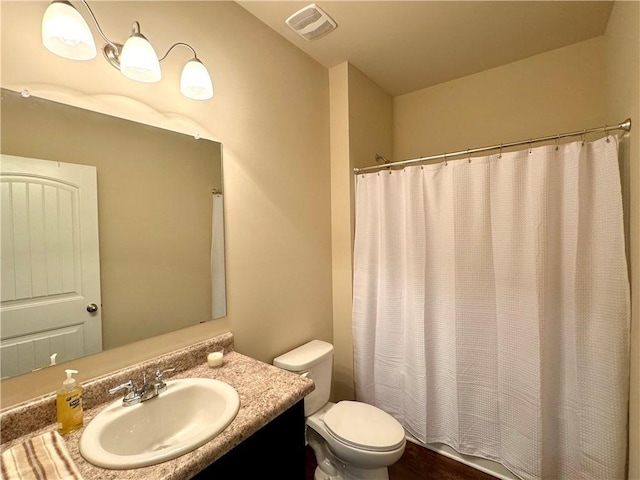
[0,88,225,379]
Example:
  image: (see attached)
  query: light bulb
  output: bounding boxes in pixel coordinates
[120,33,161,83]
[42,0,96,60]
[180,58,213,100]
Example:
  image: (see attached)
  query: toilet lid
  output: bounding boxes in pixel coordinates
[323,401,405,452]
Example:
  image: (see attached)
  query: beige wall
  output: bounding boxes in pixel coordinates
[394,37,607,160]
[1,90,221,350]
[329,63,353,401]
[348,64,394,171]
[1,1,332,406]
[604,3,640,478]
[329,63,393,401]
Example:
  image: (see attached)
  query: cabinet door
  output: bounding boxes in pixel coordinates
[193,400,306,479]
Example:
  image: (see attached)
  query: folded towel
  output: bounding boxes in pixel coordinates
[1,431,83,480]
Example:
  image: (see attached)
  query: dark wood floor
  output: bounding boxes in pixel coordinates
[306,441,497,480]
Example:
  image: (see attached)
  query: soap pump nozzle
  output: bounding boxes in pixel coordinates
[63,369,78,389]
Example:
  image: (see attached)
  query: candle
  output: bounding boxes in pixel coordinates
[207,351,223,367]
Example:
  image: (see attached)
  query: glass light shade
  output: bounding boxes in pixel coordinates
[42,0,97,60]
[180,58,214,100]
[119,33,161,83]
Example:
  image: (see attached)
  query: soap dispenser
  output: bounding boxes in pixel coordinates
[56,369,84,435]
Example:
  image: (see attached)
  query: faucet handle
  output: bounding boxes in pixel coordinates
[155,367,175,381]
[149,367,175,396]
[109,380,142,406]
[109,380,135,395]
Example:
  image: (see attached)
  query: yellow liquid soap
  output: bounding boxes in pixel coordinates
[56,369,84,435]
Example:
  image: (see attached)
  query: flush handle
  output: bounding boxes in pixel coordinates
[87,303,99,313]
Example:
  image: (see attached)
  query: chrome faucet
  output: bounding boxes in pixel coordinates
[109,368,175,406]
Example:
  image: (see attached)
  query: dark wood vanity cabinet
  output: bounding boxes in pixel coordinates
[192,400,306,479]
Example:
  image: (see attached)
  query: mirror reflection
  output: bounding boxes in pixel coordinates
[0,89,225,378]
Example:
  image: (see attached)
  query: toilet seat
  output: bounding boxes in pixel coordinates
[322,401,405,452]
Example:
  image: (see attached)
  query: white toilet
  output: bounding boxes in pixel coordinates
[274,340,406,480]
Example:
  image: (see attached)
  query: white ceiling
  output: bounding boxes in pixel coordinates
[237,1,614,96]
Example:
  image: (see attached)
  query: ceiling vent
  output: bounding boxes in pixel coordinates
[286,4,337,41]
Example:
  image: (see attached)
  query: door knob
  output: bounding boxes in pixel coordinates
[87,303,99,313]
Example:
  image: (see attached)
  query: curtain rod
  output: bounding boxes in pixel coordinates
[353,118,632,175]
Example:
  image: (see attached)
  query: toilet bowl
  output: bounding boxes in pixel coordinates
[307,402,406,479]
[274,340,406,480]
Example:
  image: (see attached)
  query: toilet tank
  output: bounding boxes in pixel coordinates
[273,340,333,416]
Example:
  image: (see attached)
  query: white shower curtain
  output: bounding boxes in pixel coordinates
[352,136,630,480]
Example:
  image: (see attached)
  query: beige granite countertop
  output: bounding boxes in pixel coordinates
[0,333,314,479]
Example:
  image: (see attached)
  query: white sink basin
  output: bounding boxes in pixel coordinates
[79,378,240,469]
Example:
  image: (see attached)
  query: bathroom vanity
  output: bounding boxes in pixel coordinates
[0,333,313,479]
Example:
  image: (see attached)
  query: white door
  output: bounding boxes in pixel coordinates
[1,154,102,377]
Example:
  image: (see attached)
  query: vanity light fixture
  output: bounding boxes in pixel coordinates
[41,0,214,100]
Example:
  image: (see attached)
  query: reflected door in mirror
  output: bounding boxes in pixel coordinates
[1,155,102,377]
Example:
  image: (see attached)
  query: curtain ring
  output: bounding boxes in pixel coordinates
[467,148,471,163]
[555,135,560,151]
[498,143,503,159]
[581,129,586,147]
[444,153,448,166]
[604,124,611,143]
[528,139,533,154]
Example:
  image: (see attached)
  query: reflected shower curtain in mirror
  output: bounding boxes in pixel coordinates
[352,136,630,480]
[212,193,226,319]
